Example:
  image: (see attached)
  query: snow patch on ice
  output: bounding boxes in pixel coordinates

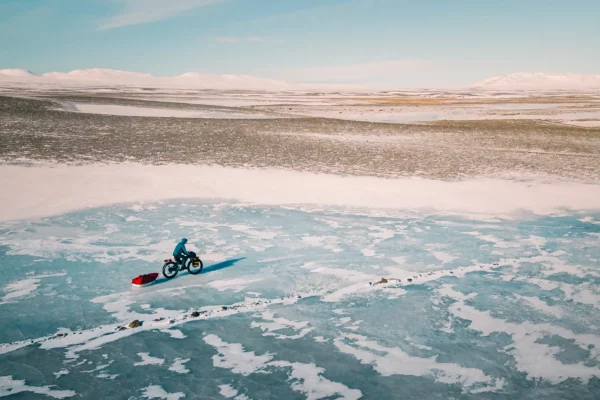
[168,358,190,374]
[333,333,502,393]
[302,236,343,253]
[251,311,313,340]
[219,384,238,398]
[438,284,600,384]
[1,273,66,304]
[1,278,41,304]
[140,385,185,400]
[230,224,279,240]
[208,278,263,292]
[513,294,564,317]
[0,376,76,398]
[53,369,69,379]
[431,251,457,264]
[203,334,274,376]
[204,335,361,399]
[96,373,119,380]
[160,329,187,339]
[335,317,352,327]
[268,361,362,400]
[381,287,407,300]
[134,352,165,366]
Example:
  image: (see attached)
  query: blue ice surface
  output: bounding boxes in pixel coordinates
[0,200,599,399]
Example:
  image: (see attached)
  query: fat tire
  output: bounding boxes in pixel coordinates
[187,258,203,275]
[163,262,179,279]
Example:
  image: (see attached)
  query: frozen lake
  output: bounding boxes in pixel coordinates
[1,200,599,399]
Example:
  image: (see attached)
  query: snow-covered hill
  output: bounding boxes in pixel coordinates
[3,68,600,91]
[173,72,289,91]
[474,72,600,90]
[0,68,39,77]
[42,68,153,81]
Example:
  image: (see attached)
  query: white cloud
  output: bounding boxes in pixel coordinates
[281,59,435,84]
[246,36,284,43]
[215,36,238,43]
[101,0,223,30]
[216,36,284,44]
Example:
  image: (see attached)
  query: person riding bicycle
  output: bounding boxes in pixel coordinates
[173,238,190,266]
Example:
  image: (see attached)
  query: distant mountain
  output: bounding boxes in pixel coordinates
[3,68,600,91]
[42,68,153,81]
[0,68,290,90]
[173,72,289,90]
[0,69,38,77]
[474,72,600,89]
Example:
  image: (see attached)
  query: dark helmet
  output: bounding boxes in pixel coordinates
[181,238,188,244]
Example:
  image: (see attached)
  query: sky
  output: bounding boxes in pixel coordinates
[1,0,599,87]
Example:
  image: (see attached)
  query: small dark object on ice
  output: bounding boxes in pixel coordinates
[407,278,412,282]
[128,320,142,328]
[169,320,175,324]
[221,306,228,311]
[191,311,200,318]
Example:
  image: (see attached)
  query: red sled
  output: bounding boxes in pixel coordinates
[132,272,159,287]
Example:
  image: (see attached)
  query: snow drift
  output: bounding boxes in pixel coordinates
[1,164,599,222]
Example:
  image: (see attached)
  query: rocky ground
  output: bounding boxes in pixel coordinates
[1,93,600,181]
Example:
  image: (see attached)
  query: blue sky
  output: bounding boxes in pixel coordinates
[1,0,599,86]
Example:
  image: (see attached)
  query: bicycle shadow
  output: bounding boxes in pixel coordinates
[203,257,246,274]
[151,257,246,286]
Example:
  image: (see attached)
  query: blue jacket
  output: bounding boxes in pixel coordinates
[173,239,189,257]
